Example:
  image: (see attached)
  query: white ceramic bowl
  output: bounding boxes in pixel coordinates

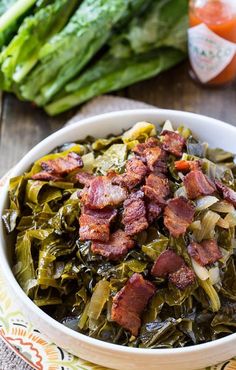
[0,109,236,370]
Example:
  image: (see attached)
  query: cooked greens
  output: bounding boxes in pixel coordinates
[3,120,236,348]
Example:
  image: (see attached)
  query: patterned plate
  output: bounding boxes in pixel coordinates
[0,175,236,370]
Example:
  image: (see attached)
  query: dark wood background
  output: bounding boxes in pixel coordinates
[0,62,236,177]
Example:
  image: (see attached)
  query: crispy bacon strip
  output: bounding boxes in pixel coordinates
[32,171,62,181]
[122,191,148,236]
[41,152,83,175]
[32,152,83,181]
[113,157,148,190]
[169,266,196,290]
[132,137,167,174]
[188,240,222,266]
[146,201,162,223]
[82,176,127,209]
[79,207,117,242]
[91,229,134,261]
[142,174,170,205]
[215,180,236,207]
[161,131,185,157]
[132,137,159,156]
[164,197,195,237]
[143,146,167,172]
[111,273,156,336]
[183,170,215,200]
[151,250,185,277]
[76,172,95,186]
[151,250,195,290]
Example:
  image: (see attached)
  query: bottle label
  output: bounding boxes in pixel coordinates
[188,23,236,83]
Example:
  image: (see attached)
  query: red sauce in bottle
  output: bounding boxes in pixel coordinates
[189,0,236,85]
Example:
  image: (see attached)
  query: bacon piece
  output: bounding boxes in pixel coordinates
[188,240,222,266]
[169,266,196,290]
[164,197,195,237]
[161,131,185,157]
[41,152,83,175]
[126,157,148,178]
[83,206,117,222]
[151,250,195,290]
[132,138,167,174]
[174,160,202,172]
[32,171,62,181]
[76,172,94,186]
[122,191,148,236]
[91,229,134,261]
[143,146,167,172]
[82,176,127,209]
[146,201,162,223]
[152,161,168,175]
[111,273,156,336]
[215,180,236,207]
[112,157,148,190]
[132,137,159,156]
[79,214,109,242]
[142,174,170,205]
[183,170,215,200]
[79,207,117,242]
[32,152,83,181]
[151,250,184,277]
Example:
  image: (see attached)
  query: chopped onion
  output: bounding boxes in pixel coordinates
[195,196,219,211]
[53,261,65,279]
[219,248,231,265]
[193,210,220,242]
[70,190,79,200]
[162,120,174,132]
[224,210,236,227]
[189,220,201,231]
[210,200,235,213]
[178,172,185,181]
[209,266,220,285]
[191,258,209,281]
[175,186,187,198]
[217,217,230,229]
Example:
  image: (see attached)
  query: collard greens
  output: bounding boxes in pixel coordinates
[3,121,236,348]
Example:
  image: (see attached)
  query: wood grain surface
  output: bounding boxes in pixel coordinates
[0,62,236,176]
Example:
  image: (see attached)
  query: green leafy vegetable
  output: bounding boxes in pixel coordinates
[0,0,79,89]
[0,0,18,16]
[20,0,148,105]
[45,0,188,116]
[94,143,127,175]
[46,49,185,115]
[88,280,110,320]
[0,0,36,49]
[198,279,221,312]
[3,120,236,348]
[142,235,169,261]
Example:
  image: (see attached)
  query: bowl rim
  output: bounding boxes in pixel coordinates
[1,108,236,357]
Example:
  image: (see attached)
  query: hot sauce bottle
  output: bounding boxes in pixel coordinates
[188,0,236,85]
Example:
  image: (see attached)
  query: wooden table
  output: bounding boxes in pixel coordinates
[0,62,236,177]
